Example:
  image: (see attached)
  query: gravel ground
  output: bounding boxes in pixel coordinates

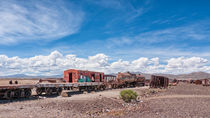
[0,87,148,118]
[0,83,210,118]
[129,83,210,118]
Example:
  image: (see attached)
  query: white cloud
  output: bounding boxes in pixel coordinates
[0,51,210,76]
[0,0,84,44]
[165,57,208,73]
[110,59,130,73]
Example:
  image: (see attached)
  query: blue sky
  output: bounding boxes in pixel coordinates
[0,0,210,75]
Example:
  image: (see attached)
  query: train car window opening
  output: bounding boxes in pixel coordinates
[91,74,95,82]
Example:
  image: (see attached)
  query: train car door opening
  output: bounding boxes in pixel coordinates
[69,73,73,83]
[100,74,102,82]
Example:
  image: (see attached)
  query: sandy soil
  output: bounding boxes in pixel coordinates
[0,83,210,118]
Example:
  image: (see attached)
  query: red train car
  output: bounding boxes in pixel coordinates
[64,69,104,83]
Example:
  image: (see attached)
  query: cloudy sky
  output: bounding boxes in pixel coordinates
[0,0,210,76]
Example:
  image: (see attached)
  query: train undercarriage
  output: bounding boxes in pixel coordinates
[0,88,32,99]
[0,80,145,100]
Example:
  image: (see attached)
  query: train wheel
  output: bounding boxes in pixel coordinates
[56,87,62,95]
[102,86,106,90]
[99,86,104,91]
[24,89,32,98]
[86,86,91,93]
[112,85,116,89]
[46,88,53,95]
[36,88,43,96]
[14,89,21,98]
[93,86,97,92]
[4,90,12,99]
[79,87,82,92]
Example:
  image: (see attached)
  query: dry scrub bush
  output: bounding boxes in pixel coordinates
[120,90,138,102]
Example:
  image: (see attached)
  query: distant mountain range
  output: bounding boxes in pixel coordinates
[0,74,63,79]
[1,72,210,80]
[141,72,210,80]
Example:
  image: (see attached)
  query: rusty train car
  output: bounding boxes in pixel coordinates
[202,79,210,86]
[63,69,106,91]
[104,72,145,88]
[150,75,169,88]
[0,69,145,99]
[116,72,145,88]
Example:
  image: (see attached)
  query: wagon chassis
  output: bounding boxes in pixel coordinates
[0,82,105,99]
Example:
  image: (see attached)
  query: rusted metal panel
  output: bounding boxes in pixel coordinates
[194,80,202,85]
[150,75,169,88]
[104,75,116,82]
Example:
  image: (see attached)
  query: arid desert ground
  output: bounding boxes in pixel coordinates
[0,82,210,118]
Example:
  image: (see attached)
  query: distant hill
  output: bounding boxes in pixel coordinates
[173,72,210,80]
[0,74,63,79]
[141,72,210,80]
[1,71,210,80]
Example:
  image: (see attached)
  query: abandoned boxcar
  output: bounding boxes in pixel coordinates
[63,69,104,83]
[150,75,169,88]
